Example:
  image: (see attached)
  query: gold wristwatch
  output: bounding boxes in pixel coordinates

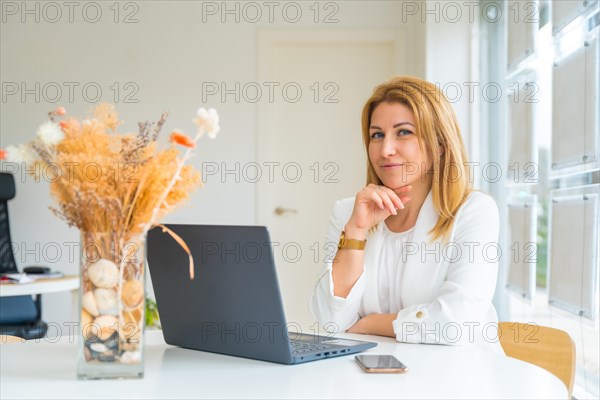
[337,230,367,250]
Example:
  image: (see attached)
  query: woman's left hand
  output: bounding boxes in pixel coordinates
[347,316,369,334]
[347,314,397,337]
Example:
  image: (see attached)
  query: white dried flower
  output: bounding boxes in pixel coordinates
[36,121,64,146]
[193,107,220,139]
[5,144,36,164]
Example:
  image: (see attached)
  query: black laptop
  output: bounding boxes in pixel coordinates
[147,224,376,364]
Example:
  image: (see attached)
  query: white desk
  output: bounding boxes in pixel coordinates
[0,275,79,321]
[0,275,79,297]
[0,330,568,399]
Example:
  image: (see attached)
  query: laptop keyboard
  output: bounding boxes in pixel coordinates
[290,340,330,354]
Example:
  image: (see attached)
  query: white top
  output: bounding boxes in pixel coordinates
[377,225,414,314]
[309,191,503,351]
[0,330,568,399]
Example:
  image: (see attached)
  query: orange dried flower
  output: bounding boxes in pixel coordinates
[5,103,216,237]
[55,106,66,116]
[169,130,196,148]
[93,103,120,131]
[60,118,81,133]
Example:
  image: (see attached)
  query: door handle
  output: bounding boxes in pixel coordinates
[274,207,298,216]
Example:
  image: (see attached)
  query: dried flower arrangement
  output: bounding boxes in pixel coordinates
[2,103,219,235]
[1,104,218,376]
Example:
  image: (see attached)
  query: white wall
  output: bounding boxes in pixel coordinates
[0,0,478,331]
[423,1,478,158]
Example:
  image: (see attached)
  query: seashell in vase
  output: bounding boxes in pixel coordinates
[82,291,99,317]
[120,305,143,342]
[122,279,144,309]
[90,342,108,353]
[78,229,147,379]
[120,323,142,343]
[122,263,137,281]
[93,315,118,341]
[120,351,142,364]
[95,288,119,316]
[122,306,143,325]
[87,259,119,289]
[81,309,94,340]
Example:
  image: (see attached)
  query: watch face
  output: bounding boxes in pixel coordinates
[338,231,345,249]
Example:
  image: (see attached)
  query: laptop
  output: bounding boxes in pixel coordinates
[147,224,377,364]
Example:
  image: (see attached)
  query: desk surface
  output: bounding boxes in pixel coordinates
[0,275,79,297]
[0,330,567,399]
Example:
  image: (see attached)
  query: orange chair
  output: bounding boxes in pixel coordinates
[498,322,575,398]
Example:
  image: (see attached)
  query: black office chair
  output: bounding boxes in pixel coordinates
[0,172,48,339]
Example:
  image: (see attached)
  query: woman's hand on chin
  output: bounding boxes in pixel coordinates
[346,184,412,238]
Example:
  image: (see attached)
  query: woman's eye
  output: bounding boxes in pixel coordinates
[397,129,412,136]
[371,132,384,139]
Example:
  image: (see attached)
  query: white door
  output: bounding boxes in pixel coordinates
[257,30,406,332]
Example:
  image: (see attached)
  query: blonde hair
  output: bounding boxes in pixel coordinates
[361,76,471,242]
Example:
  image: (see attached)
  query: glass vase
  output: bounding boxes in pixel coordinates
[77,232,146,380]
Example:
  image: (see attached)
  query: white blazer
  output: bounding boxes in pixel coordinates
[309,190,502,350]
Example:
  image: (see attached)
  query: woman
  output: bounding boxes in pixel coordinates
[309,76,501,349]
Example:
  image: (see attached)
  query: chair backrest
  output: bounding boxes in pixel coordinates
[0,172,40,326]
[0,172,18,273]
[498,322,575,398]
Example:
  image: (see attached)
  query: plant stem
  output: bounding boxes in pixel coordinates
[140,132,201,234]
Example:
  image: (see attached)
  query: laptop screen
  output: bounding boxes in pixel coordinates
[147,224,295,364]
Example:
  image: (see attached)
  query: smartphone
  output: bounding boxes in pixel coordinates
[355,355,408,373]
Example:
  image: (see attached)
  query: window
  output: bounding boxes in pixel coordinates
[480,1,600,398]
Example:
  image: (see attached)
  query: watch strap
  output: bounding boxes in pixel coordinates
[338,230,367,250]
